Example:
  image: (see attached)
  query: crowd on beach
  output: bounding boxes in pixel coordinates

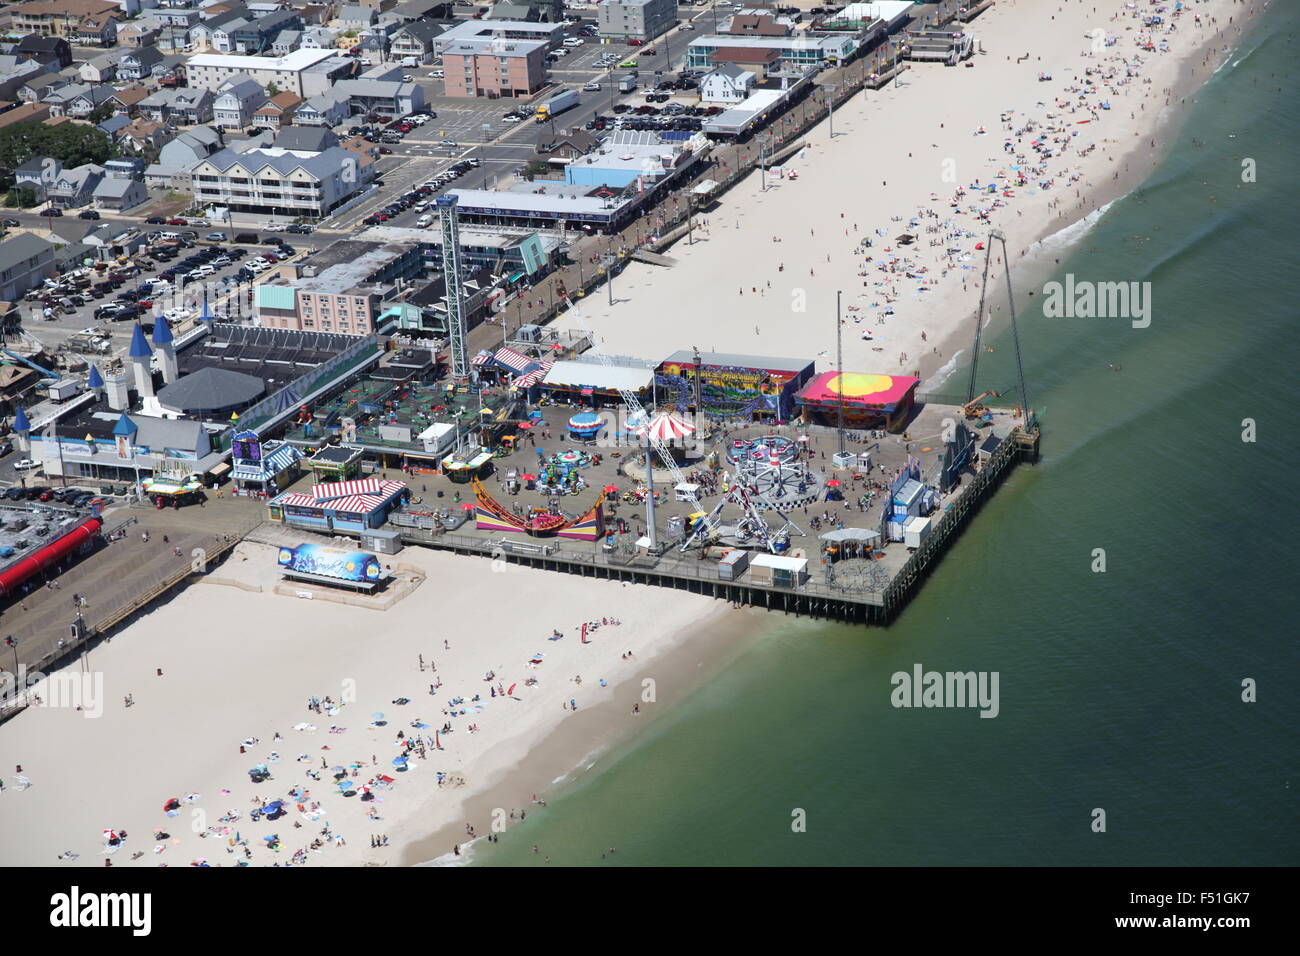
[28,609,629,866]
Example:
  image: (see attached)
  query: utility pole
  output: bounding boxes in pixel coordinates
[836,290,845,457]
[759,136,767,191]
[825,84,837,138]
[692,344,703,416]
[602,253,616,306]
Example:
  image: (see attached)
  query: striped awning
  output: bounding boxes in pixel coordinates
[472,351,492,366]
[311,478,381,501]
[494,347,537,374]
[275,479,406,515]
[510,360,553,390]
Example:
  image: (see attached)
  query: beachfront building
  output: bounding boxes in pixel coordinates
[255,240,423,333]
[794,371,920,431]
[684,34,857,74]
[563,129,702,190]
[267,477,408,532]
[359,224,559,280]
[597,0,678,42]
[699,63,756,103]
[441,38,549,99]
[230,431,305,496]
[190,145,373,219]
[657,350,815,421]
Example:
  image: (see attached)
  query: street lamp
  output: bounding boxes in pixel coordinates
[601,253,616,306]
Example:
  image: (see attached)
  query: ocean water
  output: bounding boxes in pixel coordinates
[476,8,1300,867]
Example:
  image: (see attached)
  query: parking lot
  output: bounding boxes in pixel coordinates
[18,229,313,356]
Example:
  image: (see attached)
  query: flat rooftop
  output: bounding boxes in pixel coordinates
[0,504,92,581]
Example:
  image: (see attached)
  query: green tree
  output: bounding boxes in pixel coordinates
[87,102,116,125]
[0,122,113,190]
[4,185,41,208]
[522,159,549,182]
[265,81,280,97]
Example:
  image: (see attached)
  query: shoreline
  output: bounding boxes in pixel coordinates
[401,600,766,866]
[550,0,1269,396]
[924,0,1270,394]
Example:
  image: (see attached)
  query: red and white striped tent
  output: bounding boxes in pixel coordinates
[637,412,696,442]
[275,478,406,515]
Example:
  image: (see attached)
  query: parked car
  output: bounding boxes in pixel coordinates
[13,458,41,471]
[78,210,100,220]
[234,232,261,244]
[205,231,227,241]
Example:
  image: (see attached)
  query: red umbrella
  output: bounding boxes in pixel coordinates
[518,421,533,430]
[459,502,475,511]
[826,479,843,487]
[522,473,536,481]
[603,484,619,493]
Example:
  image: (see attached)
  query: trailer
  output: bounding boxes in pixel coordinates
[535,88,579,121]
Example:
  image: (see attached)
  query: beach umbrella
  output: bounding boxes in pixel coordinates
[371,712,385,721]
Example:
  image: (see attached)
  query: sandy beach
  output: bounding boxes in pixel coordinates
[0,542,742,866]
[0,0,1269,871]
[552,0,1265,389]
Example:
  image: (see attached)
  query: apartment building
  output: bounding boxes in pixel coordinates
[597,0,678,42]
[9,0,120,38]
[190,146,371,219]
[441,38,548,99]
[184,49,344,98]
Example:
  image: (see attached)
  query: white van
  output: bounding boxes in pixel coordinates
[416,214,432,227]
[160,231,181,240]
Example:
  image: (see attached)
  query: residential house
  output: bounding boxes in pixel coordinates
[354,32,390,62]
[698,63,755,104]
[117,20,163,48]
[0,56,46,104]
[273,29,303,55]
[78,49,129,83]
[107,84,152,114]
[93,176,149,212]
[139,87,215,125]
[76,11,121,47]
[189,7,252,51]
[97,113,132,143]
[156,24,193,53]
[297,5,335,27]
[12,35,73,69]
[252,91,303,129]
[299,26,338,49]
[66,85,118,119]
[120,117,172,153]
[190,145,372,218]
[213,76,269,129]
[719,13,792,37]
[8,0,120,39]
[441,38,548,98]
[489,0,564,22]
[0,102,52,130]
[294,89,348,126]
[388,19,443,64]
[47,163,106,208]
[119,47,166,81]
[272,126,337,151]
[14,157,58,202]
[145,126,223,188]
[534,128,598,164]
[231,10,303,53]
[330,77,424,117]
[337,5,378,30]
[0,232,57,303]
[17,73,68,104]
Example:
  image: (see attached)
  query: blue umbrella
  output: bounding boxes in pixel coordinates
[392,755,408,767]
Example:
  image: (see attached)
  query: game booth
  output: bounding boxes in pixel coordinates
[657,351,815,421]
[141,472,205,509]
[795,372,920,431]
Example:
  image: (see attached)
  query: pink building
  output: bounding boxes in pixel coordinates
[442,37,548,99]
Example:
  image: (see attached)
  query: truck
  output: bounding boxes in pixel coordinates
[618,72,638,93]
[535,88,579,122]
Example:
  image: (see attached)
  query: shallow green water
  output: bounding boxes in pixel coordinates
[476,8,1300,866]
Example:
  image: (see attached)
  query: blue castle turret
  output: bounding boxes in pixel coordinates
[11,405,31,453]
[128,322,155,398]
[151,313,178,383]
